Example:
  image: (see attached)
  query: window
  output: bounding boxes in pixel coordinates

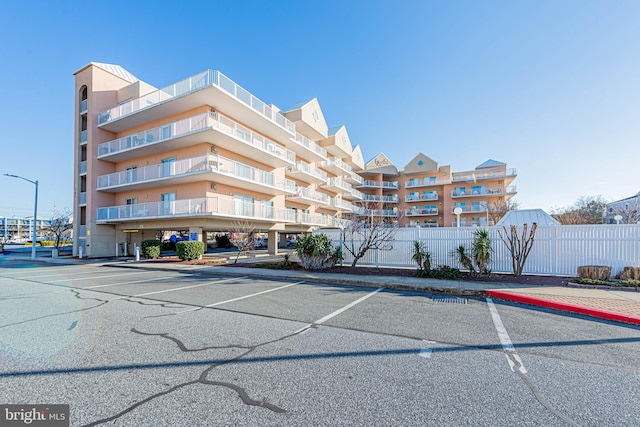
[162,158,176,177]
[454,186,466,196]
[234,195,254,217]
[161,192,176,215]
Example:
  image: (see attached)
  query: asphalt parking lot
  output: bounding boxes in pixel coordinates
[1,261,640,426]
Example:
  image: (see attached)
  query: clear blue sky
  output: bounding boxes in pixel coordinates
[1,0,639,218]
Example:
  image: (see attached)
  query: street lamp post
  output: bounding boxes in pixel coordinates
[4,174,38,260]
[454,207,463,228]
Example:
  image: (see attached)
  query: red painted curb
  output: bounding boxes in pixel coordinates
[486,290,640,325]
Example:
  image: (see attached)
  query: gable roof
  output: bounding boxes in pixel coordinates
[477,159,506,169]
[496,209,560,227]
[91,62,139,83]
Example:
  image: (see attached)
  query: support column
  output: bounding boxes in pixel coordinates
[267,230,279,255]
[188,227,203,243]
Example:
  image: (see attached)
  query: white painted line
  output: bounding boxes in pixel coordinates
[45,271,148,283]
[127,277,248,298]
[486,297,527,374]
[178,281,305,314]
[80,276,183,290]
[314,288,384,325]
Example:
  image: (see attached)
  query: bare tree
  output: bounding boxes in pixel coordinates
[612,204,639,224]
[46,209,73,250]
[340,205,402,267]
[497,222,538,276]
[228,220,255,264]
[551,195,607,225]
[487,199,519,226]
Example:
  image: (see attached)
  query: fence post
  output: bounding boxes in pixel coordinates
[551,225,557,276]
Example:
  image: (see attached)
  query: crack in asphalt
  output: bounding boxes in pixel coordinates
[82,326,307,425]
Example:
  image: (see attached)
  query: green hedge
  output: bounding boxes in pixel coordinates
[176,241,205,261]
[141,239,161,259]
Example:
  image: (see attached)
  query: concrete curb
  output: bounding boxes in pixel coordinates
[486,290,640,325]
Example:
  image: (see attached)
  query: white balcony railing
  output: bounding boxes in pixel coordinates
[287,161,328,182]
[294,132,327,159]
[287,186,329,204]
[80,99,88,114]
[359,180,399,189]
[452,204,488,214]
[328,197,354,210]
[97,196,296,223]
[97,112,295,164]
[326,177,354,192]
[355,208,398,217]
[97,154,294,192]
[79,161,87,174]
[80,130,87,144]
[361,194,399,203]
[97,70,295,134]
[451,186,518,197]
[405,178,450,188]
[452,168,517,183]
[405,193,438,202]
[321,157,352,174]
[78,192,87,205]
[406,208,438,216]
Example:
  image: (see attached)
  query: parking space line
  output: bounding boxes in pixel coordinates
[178,280,306,313]
[486,297,527,374]
[124,277,248,299]
[45,271,148,283]
[80,276,184,290]
[295,287,384,333]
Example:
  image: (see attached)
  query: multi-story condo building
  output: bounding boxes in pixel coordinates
[0,216,52,241]
[355,153,517,228]
[74,63,518,257]
[73,63,365,257]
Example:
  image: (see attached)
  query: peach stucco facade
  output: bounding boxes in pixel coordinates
[73,63,516,257]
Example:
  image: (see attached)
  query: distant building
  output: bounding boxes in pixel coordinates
[0,216,52,241]
[357,153,517,228]
[605,192,640,224]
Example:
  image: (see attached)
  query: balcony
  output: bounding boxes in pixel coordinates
[80,130,87,144]
[406,208,438,216]
[97,112,295,168]
[97,196,297,224]
[345,172,363,186]
[405,193,438,202]
[355,208,398,217]
[288,133,327,163]
[80,99,88,114]
[358,180,399,190]
[451,219,489,227]
[318,157,353,176]
[96,154,295,196]
[97,70,295,139]
[451,186,518,198]
[452,204,488,214]
[323,177,353,194]
[452,168,517,183]
[324,197,353,211]
[286,161,328,184]
[286,186,329,205]
[345,188,364,201]
[296,212,336,227]
[361,194,399,203]
[78,192,87,205]
[79,161,87,175]
[405,178,450,188]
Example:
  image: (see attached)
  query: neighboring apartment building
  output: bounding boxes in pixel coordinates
[355,153,517,228]
[0,216,52,241]
[605,192,640,224]
[73,63,365,257]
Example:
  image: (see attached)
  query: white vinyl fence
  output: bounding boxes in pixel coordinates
[318,224,640,277]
